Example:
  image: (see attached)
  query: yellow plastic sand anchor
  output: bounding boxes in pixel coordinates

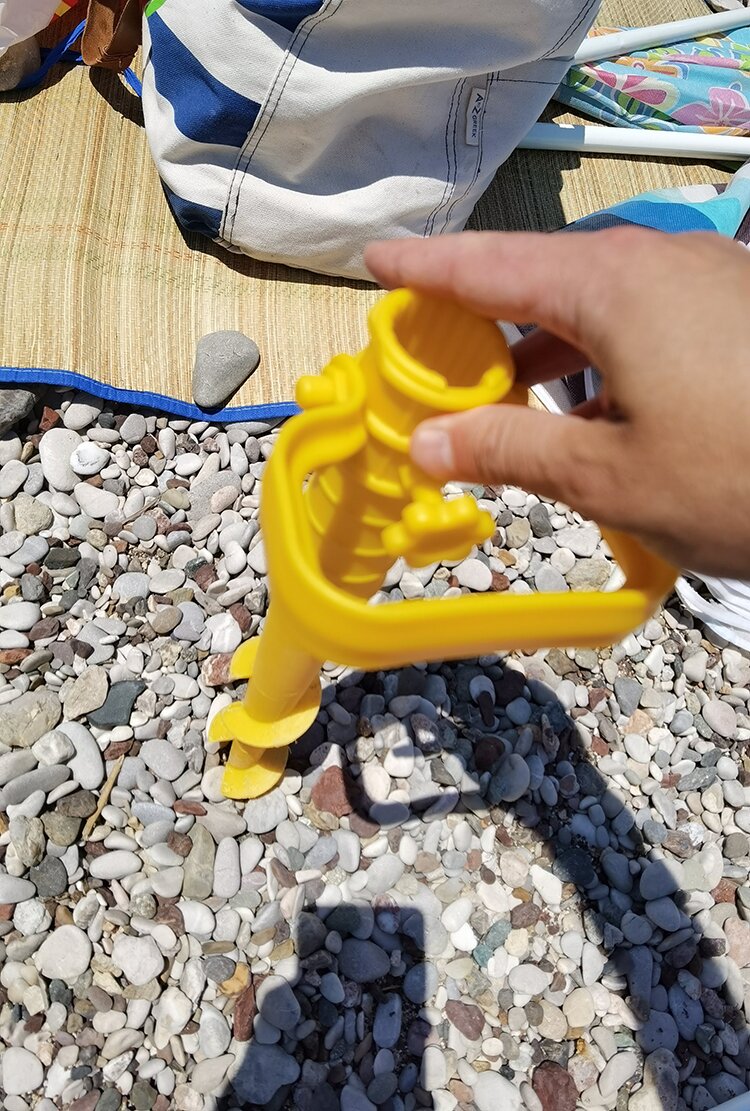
[209,289,676,800]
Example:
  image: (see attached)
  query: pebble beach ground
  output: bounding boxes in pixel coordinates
[1,389,750,1111]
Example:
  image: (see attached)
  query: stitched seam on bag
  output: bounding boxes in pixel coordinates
[439,76,491,234]
[223,0,343,244]
[540,0,598,59]
[494,77,557,86]
[423,79,463,239]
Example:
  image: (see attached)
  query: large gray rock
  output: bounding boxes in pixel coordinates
[193,331,260,410]
[0,41,40,93]
[0,689,61,747]
[229,1044,299,1105]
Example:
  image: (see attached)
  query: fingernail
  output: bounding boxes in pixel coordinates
[411,425,455,476]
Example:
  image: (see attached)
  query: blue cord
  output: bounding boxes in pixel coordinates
[15,19,87,91]
[14,17,142,98]
[123,68,142,96]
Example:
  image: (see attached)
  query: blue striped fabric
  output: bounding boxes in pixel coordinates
[235,0,325,32]
[162,184,224,238]
[148,13,261,150]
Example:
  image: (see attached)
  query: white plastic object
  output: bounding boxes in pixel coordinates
[573,7,750,64]
[519,123,750,161]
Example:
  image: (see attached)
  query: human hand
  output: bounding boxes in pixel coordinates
[365,228,750,578]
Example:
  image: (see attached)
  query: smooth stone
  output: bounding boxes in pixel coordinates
[120,413,147,444]
[140,738,187,782]
[645,897,682,933]
[243,789,288,834]
[63,394,103,430]
[339,939,391,983]
[70,443,110,476]
[702,699,737,739]
[454,558,492,592]
[183,824,216,900]
[488,753,530,803]
[34,925,92,984]
[563,987,595,1028]
[193,331,261,410]
[74,482,120,519]
[0,874,36,903]
[190,1056,234,1096]
[599,1053,639,1099]
[39,428,83,491]
[59,721,105,790]
[230,1044,300,1105]
[0,749,36,786]
[2,764,70,807]
[112,573,151,603]
[88,681,145,728]
[373,995,402,1048]
[112,935,164,986]
[199,1004,232,1058]
[213,837,241,899]
[403,962,439,1004]
[534,565,569,593]
[0,458,28,498]
[173,602,205,643]
[257,975,301,1031]
[0,601,41,631]
[473,1072,523,1111]
[640,860,681,901]
[624,734,652,763]
[508,964,550,996]
[89,851,142,880]
[1,1046,44,1097]
[639,1011,679,1052]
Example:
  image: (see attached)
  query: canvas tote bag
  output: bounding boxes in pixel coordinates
[140,0,601,278]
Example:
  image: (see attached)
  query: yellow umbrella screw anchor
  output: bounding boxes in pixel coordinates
[209,289,677,800]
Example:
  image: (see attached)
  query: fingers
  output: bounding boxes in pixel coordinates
[365,228,649,356]
[411,405,625,523]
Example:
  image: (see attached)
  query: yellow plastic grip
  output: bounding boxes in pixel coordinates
[209,289,676,799]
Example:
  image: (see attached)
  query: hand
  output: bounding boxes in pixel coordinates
[365,229,750,578]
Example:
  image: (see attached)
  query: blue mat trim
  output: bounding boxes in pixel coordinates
[0,367,299,423]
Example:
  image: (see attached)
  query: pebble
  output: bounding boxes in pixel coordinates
[74,481,120,518]
[231,1045,300,1104]
[39,427,83,491]
[112,935,164,985]
[140,738,187,782]
[244,788,288,833]
[0,873,36,902]
[193,330,261,410]
[34,925,92,983]
[0,601,41,631]
[339,940,391,983]
[454,558,492,591]
[2,1047,44,1097]
[257,975,302,1030]
[702,698,737,739]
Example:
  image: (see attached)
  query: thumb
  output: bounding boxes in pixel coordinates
[411,406,625,525]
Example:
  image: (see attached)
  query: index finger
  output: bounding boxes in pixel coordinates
[364,228,652,366]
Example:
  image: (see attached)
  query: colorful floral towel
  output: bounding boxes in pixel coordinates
[557,25,750,134]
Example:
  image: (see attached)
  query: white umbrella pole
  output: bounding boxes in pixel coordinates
[519,123,750,161]
[573,8,750,64]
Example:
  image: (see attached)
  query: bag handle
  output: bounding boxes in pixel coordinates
[81,0,142,72]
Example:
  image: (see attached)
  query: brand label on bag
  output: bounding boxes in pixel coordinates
[465,87,486,146]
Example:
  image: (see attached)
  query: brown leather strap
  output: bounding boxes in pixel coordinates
[81,0,142,72]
